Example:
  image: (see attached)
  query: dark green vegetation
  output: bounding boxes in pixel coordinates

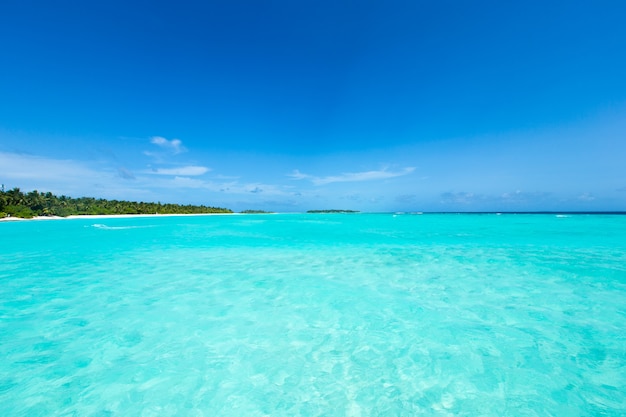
[306,209,360,214]
[0,188,232,218]
[240,210,274,214]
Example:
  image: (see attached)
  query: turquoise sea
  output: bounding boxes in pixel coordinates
[1,213,625,416]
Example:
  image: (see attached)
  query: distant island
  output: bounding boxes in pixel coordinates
[307,209,360,214]
[0,187,232,219]
[240,210,274,214]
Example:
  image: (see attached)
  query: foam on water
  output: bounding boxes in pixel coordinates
[90,223,154,230]
[1,214,625,416]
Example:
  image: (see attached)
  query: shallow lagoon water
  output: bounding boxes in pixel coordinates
[1,213,626,416]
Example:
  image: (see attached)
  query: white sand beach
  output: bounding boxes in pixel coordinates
[0,212,240,222]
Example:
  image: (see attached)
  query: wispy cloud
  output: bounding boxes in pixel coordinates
[288,170,310,181]
[440,190,553,206]
[118,167,135,180]
[499,190,552,203]
[146,166,210,176]
[577,192,595,201]
[0,151,152,199]
[0,151,291,207]
[289,167,415,185]
[150,175,290,197]
[440,192,482,205]
[169,176,207,188]
[0,152,102,183]
[150,136,186,154]
[221,182,289,196]
[396,194,418,204]
[213,174,241,180]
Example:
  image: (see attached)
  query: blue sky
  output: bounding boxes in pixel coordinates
[1,0,625,212]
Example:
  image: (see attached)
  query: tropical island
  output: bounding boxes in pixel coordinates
[0,187,232,219]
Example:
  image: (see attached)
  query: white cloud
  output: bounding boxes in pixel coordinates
[288,167,415,185]
[0,151,152,199]
[440,192,480,205]
[147,166,210,176]
[234,183,286,195]
[440,190,553,206]
[150,136,186,154]
[0,151,289,206]
[577,192,595,201]
[170,176,207,188]
[0,152,101,183]
[288,170,311,181]
[142,174,290,197]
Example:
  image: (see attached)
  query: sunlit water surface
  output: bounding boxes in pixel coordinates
[1,213,625,416]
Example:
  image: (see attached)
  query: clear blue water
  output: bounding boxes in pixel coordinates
[1,213,625,416]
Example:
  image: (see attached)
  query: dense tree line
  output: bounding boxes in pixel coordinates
[0,188,232,218]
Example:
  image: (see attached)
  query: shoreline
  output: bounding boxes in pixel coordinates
[2,211,624,223]
[0,212,241,222]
